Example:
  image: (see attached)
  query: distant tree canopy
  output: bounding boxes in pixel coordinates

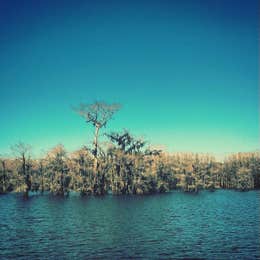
[0,102,259,197]
[106,130,146,155]
[2,144,260,197]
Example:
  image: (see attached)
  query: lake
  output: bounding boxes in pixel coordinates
[0,190,259,259]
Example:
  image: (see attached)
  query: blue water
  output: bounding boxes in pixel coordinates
[0,190,259,259]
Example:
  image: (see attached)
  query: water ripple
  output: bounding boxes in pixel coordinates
[0,190,259,259]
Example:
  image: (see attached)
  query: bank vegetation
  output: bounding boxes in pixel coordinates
[1,102,259,197]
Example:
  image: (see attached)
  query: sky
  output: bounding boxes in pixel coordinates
[0,0,259,158]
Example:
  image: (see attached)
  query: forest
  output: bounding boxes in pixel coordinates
[0,102,259,197]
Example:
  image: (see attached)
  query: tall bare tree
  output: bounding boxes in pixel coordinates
[11,142,32,197]
[74,101,121,171]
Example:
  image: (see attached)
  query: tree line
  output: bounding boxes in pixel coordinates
[0,102,259,197]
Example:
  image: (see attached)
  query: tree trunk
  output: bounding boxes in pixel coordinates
[60,170,64,196]
[22,154,26,176]
[93,126,100,173]
[22,154,29,198]
[1,161,6,193]
[40,164,44,194]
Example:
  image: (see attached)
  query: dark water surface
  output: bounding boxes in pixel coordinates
[0,190,259,259]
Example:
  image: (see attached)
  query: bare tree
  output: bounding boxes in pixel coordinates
[74,101,121,171]
[11,142,32,197]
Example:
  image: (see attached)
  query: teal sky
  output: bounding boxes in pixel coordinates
[0,0,259,158]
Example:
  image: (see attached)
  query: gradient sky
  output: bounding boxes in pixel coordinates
[0,0,259,158]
